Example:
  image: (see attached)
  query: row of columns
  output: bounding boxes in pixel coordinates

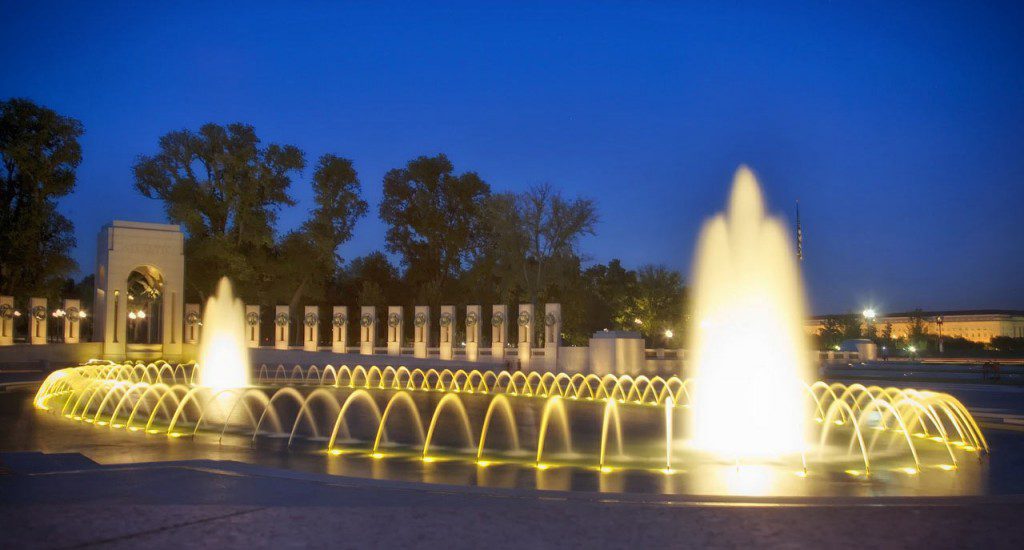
[0,296,85,345]
[182,303,562,362]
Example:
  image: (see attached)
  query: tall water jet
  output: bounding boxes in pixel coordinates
[197,277,251,389]
[688,167,811,458]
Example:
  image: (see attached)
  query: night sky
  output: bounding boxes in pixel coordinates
[2,1,1022,314]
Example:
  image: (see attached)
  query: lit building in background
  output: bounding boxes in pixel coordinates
[805,310,1024,343]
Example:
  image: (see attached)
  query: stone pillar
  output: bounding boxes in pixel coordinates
[331,306,348,353]
[359,306,376,355]
[439,305,455,360]
[465,305,481,361]
[244,305,260,348]
[274,305,290,350]
[517,303,534,364]
[28,298,47,344]
[303,306,319,352]
[491,305,507,359]
[184,303,201,344]
[0,296,14,346]
[386,306,403,355]
[63,299,83,343]
[544,303,561,366]
[413,306,430,358]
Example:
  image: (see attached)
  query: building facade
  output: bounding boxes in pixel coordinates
[805,310,1024,343]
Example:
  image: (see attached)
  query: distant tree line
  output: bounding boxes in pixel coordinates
[0,100,687,346]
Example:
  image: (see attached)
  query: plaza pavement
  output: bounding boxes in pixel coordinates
[2,455,1024,549]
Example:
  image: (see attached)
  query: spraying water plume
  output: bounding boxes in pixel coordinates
[197,277,251,388]
[688,166,812,458]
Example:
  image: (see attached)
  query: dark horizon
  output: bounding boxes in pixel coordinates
[2,1,1022,315]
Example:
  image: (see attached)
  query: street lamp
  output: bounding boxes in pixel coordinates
[664,329,674,339]
[936,316,944,355]
[862,308,877,344]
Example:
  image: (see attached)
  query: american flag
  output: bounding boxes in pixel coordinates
[796,200,803,261]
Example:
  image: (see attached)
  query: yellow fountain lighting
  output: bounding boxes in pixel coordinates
[370,452,385,459]
[598,466,614,474]
[32,357,990,476]
[937,464,956,471]
[898,467,919,475]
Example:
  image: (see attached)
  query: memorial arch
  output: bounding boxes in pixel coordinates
[94,221,184,361]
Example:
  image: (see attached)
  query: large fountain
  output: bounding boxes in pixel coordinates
[196,277,250,389]
[32,167,990,496]
[689,166,811,458]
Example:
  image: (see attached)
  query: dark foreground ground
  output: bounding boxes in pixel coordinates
[2,456,1024,549]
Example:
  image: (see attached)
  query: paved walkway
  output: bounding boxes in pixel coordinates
[3,456,1024,549]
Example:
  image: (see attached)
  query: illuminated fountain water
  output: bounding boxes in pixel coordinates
[31,167,993,495]
[197,277,250,389]
[688,166,811,458]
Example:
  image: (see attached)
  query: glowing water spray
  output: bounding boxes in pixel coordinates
[688,167,812,457]
[197,277,251,389]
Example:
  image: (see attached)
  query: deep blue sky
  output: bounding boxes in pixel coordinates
[2,1,1022,314]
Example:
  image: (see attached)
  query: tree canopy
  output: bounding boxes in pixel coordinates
[133,123,368,304]
[379,154,490,294]
[0,98,83,297]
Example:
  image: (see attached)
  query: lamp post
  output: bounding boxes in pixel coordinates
[51,308,66,343]
[128,309,146,343]
[936,316,944,355]
[862,308,876,341]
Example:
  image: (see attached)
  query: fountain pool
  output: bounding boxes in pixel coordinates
[33,359,988,496]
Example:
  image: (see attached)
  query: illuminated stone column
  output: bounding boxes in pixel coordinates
[331,306,348,353]
[0,296,14,346]
[413,305,430,358]
[184,303,201,344]
[63,299,83,343]
[544,303,561,366]
[303,306,319,352]
[439,305,455,360]
[465,305,481,361]
[29,297,47,344]
[517,303,534,364]
[491,305,507,359]
[274,305,290,350]
[386,306,403,355]
[244,305,260,348]
[359,306,376,355]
